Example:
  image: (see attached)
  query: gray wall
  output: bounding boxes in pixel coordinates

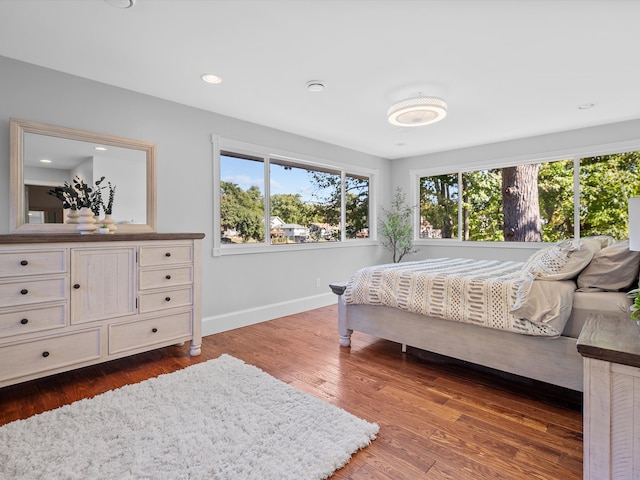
[0,56,390,335]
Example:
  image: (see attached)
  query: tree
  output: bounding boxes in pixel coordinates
[220,181,264,242]
[379,188,417,263]
[502,164,542,242]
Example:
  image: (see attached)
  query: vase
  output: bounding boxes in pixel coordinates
[76,207,97,234]
[66,209,80,224]
[101,214,117,234]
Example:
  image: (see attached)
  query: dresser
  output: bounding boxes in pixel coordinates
[0,233,204,388]
[577,313,640,480]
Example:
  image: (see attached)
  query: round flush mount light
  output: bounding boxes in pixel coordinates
[306,81,325,92]
[104,0,136,8]
[387,96,447,127]
[201,73,223,85]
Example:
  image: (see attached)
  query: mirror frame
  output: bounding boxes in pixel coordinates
[10,118,157,234]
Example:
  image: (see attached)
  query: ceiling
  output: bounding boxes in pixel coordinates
[1,0,639,160]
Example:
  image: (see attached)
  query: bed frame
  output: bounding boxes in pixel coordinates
[330,283,585,391]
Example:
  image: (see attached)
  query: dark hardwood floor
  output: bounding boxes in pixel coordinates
[0,305,583,479]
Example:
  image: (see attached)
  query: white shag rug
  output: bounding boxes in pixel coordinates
[0,354,378,480]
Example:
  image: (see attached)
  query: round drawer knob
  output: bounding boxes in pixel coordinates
[20,289,28,295]
[152,328,158,333]
[165,275,172,280]
[42,351,50,358]
[165,252,171,257]
[73,284,80,289]
[165,296,171,302]
[20,318,29,325]
[20,260,28,266]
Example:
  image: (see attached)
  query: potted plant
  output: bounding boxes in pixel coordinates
[98,224,110,234]
[379,187,418,263]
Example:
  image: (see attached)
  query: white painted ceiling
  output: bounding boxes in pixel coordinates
[1,0,639,160]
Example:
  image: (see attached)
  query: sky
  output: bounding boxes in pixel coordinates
[220,155,335,203]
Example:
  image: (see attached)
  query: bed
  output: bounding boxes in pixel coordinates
[331,238,640,392]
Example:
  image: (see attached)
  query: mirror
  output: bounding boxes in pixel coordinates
[10,118,156,233]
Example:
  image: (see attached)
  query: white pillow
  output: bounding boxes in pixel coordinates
[522,239,601,281]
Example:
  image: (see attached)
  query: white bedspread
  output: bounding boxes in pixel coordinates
[343,258,576,337]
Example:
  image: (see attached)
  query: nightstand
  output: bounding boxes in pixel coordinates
[577,312,640,480]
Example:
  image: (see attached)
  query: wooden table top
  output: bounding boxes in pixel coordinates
[577,312,640,368]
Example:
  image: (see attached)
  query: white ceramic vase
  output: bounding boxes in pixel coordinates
[66,209,80,224]
[101,214,117,234]
[76,207,97,234]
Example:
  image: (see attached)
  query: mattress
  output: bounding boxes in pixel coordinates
[563,291,632,338]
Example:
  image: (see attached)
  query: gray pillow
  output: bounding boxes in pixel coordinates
[577,240,640,291]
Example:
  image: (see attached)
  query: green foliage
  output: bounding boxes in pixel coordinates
[48,175,108,215]
[628,283,640,320]
[220,181,265,242]
[379,188,417,263]
[420,151,640,243]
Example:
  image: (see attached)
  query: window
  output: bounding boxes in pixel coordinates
[418,149,640,242]
[217,141,372,249]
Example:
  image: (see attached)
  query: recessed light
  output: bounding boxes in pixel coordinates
[94,146,108,151]
[39,159,52,163]
[306,81,325,92]
[578,103,596,110]
[201,74,222,84]
[104,0,136,8]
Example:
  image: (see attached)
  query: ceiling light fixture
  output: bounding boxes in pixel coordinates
[306,81,325,92]
[39,159,52,164]
[201,73,222,85]
[387,96,447,127]
[94,146,108,151]
[104,0,136,8]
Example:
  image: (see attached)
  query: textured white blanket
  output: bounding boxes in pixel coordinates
[344,258,575,336]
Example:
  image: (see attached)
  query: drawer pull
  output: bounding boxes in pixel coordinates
[20,260,28,266]
[73,284,80,289]
[165,252,171,257]
[20,318,29,325]
[20,289,28,295]
[165,296,171,302]
[42,351,50,358]
[152,327,158,333]
[165,275,172,280]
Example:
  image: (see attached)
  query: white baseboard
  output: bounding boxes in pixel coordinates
[202,292,336,336]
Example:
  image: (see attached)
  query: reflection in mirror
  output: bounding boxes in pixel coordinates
[10,119,156,234]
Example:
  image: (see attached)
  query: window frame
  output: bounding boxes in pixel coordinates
[213,135,377,256]
[410,139,640,248]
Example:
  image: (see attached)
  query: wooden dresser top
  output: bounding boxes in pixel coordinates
[0,233,205,244]
[577,312,640,368]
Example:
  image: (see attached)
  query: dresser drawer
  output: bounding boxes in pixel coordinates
[0,249,66,277]
[0,277,67,307]
[139,266,193,290]
[139,244,193,267]
[139,286,192,313]
[0,328,102,383]
[109,311,192,355]
[0,303,67,338]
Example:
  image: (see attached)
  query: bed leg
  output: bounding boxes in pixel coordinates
[402,343,407,353]
[339,333,352,347]
[337,294,353,347]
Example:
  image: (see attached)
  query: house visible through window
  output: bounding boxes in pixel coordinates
[218,146,370,247]
[418,149,639,242]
